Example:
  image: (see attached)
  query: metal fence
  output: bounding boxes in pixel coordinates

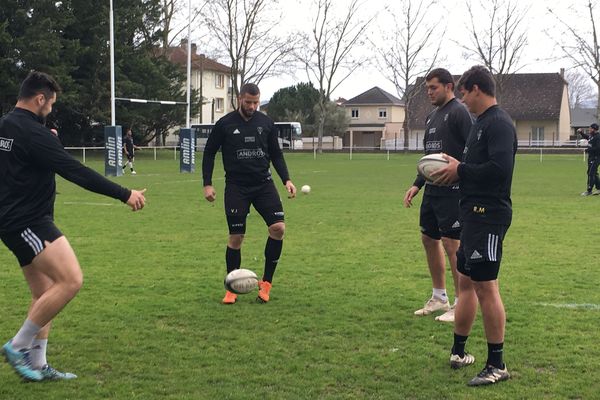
[65,140,589,164]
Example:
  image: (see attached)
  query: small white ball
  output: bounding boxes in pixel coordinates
[301,185,311,194]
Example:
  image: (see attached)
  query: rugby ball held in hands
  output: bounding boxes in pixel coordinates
[224,268,259,294]
[417,153,449,184]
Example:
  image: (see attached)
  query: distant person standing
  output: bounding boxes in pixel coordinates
[0,71,146,381]
[577,123,600,196]
[403,68,472,323]
[433,65,517,386]
[202,83,296,304]
[122,128,140,175]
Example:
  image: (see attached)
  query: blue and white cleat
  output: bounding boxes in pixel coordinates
[40,364,78,380]
[2,340,43,381]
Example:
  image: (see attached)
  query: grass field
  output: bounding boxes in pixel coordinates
[1,151,599,399]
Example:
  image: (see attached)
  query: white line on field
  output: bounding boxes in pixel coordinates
[63,201,115,206]
[150,179,203,185]
[534,302,600,310]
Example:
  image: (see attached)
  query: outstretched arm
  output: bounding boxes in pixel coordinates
[30,127,137,204]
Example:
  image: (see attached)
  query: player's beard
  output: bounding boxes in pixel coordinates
[240,106,254,119]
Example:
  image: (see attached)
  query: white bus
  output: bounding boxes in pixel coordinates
[192,121,303,150]
[274,121,303,149]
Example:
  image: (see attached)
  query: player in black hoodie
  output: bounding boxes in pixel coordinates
[0,71,146,381]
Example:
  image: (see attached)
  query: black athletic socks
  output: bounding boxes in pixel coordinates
[225,246,241,273]
[263,237,283,283]
[452,333,469,357]
[487,342,504,369]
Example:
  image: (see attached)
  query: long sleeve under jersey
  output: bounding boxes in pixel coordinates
[0,107,131,233]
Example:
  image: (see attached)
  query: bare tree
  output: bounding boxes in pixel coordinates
[159,0,207,52]
[566,69,597,108]
[376,0,444,149]
[299,0,374,152]
[548,0,600,118]
[460,0,529,104]
[203,0,298,107]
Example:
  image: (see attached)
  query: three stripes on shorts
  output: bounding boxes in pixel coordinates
[20,228,44,256]
[487,233,499,262]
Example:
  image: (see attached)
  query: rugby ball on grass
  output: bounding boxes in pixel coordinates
[224,268,259,294]
[417,153,449,184]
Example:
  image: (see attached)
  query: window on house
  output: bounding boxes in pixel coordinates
[351,108,359,118]
[215,74,225,89]
[378,108,387,119]
[215,98,224,112]
[532,126,544,142]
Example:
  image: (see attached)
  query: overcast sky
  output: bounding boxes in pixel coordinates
[186,0,586,101]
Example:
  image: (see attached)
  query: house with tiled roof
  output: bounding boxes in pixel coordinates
[408,71,571,147]
[166,40,234,124]
[571,107,597,136]
[341,87,405,149]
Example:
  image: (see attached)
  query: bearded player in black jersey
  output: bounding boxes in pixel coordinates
[202,83,296,304]
[404,68,472,323]
[433,65,517,386]
[0,72,146,382]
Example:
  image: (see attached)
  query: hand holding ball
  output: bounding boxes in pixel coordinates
[417,153,450,185]
[301,185,311,194]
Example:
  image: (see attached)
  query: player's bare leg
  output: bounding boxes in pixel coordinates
[3,236,81,381]
[22,264,77,379]
[473,280,505,344]
[449,272,477,369]
[25,237,83,327]
[436,237,460,322]
[414,234,450,316]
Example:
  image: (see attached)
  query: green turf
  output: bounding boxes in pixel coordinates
[0,151,598,399]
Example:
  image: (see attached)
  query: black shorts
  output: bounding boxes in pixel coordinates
[419,194,461,240]
[224,180,284,234]
[456,222,509,281]
[0,223,63,267]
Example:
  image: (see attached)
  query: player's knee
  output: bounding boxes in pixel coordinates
[421,233,440,248]
[441,237,460,259]
[228,234,244,249]
[268,222,285,239]
[63,270,83,299]
[472,278,498,300]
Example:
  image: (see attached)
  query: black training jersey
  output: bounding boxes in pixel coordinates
[202,110,290,186]
[124,136,134,155]
[457,105,517,225]
[413,98,473,196]
[0,108,131,234]
[587,134,600,159]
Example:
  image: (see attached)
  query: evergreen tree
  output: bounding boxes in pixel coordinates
[268,82,320,136]
[0,0,199,145]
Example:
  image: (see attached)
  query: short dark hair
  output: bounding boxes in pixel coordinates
[425,68,454,89]
[457,65,495,97]
[239,83,260,96]
[18,71,61,100]
[591,123,599,130]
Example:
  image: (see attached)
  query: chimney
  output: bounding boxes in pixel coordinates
[180,38,187,48]
[191,43,197,55]
[560,68,565,78]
